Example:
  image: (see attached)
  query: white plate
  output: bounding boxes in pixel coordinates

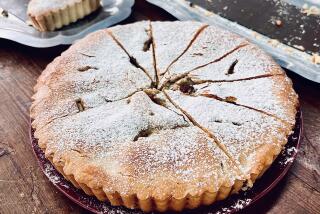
[0,0,134,47]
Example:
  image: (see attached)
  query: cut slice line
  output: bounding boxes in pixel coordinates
[159,24,209,79]
[148,21,159,87]
[162,90,243,173]
[199,93,290,126]
[186,43,248,75]
[160,44,248,90]
[190,73,284,85]
[34,88,149,132]
[144,89,191,125]
[106,30,155,85]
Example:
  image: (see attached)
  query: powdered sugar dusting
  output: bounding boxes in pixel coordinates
[31,31,151,130]
[97,127,241,196]
[194,75,297,125]
[31,21,298,212]
[165,25,248,78]
[43,162,70,189]
[165,90,291,175]
[188,44,283,82]
[44,162,61,184]
[109,21,157,81]
[37,92,189,154]
[28,0,82,15]
[152,21,206,75]
[214,198,252,214]
[280,146,298,166]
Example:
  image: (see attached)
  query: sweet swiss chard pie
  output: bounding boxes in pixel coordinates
[27,0,101,31]
[31,21,299,212]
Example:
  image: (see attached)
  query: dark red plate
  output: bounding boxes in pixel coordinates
[29,110,302,214]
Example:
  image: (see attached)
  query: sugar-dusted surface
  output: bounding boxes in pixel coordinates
[195,75,298,125]
[95,127,242,198]
[188,45,284,82]
[35,91,189,152]
[160,25,249,86]
[31,30,151,130]
[28,0,81,15]
[165,90,294,177]
[160,44,285,88]
[151,21,206,75]
[108,21,157,81]
[29,20,299,212]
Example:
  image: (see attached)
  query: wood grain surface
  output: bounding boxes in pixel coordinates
[0,1,319,213]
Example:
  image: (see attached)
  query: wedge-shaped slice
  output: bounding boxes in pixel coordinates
[195,75,298,125]
[35,91,189,150]
[31,30,151,130]
[108,21,157,82]
[165,90,294,183]
[188,45,284,83]
[28,0,101,31]
[152,21,207,76]
[160,25,249,86]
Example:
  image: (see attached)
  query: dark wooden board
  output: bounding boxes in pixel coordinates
[0,1,319,213]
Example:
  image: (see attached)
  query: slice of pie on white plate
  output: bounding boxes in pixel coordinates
[27,0,101,31]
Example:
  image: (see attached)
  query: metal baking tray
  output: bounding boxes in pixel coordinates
[147,0,320,83]
[0,0,134,47]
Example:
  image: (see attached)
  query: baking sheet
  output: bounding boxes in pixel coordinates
[188,0,320,54]
[0,0,134,47]
[147,0,320,83]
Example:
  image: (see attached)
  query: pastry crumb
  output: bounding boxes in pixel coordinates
[268,39,280,47]
[311,53,320,64]
[293,45,305,51]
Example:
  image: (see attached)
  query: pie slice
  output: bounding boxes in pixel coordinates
[188,44,285,82]
[31,30,151,130]
[151,21,207,76]
[27,0,101,31]
[165,90,295,183]
[161,44,285,89]
[194,75,298,125]
[107,21,157,82]
[159,25,249,88]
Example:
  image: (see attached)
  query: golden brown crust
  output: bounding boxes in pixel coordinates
[31,21,298,212]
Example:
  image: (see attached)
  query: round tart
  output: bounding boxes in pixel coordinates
[27,0,101,31]
[31,21,299,212]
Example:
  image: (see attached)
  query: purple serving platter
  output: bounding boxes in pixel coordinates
[29,110,302,214]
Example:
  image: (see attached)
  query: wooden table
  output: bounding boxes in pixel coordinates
[0,1,319,213]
